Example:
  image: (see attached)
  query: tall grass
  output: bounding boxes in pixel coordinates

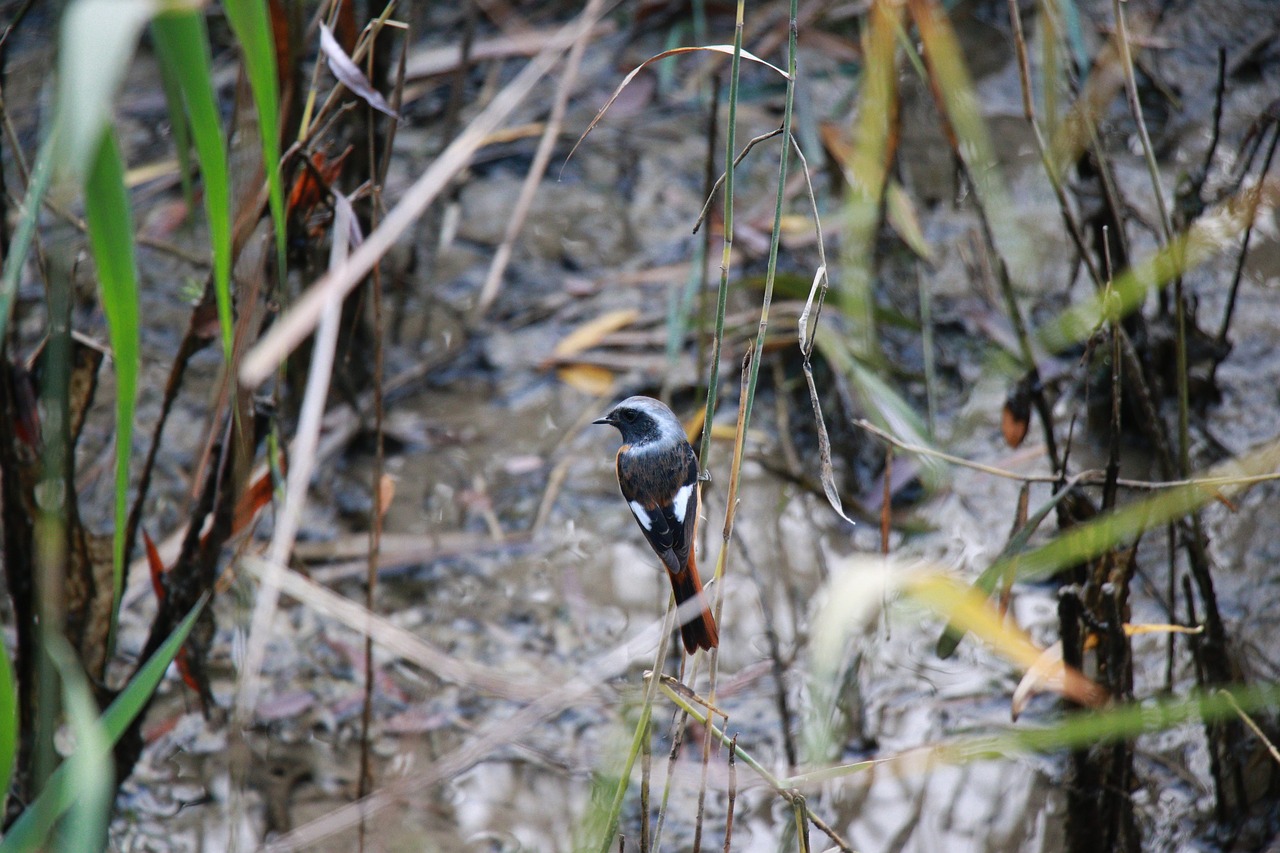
[0,0,277,843]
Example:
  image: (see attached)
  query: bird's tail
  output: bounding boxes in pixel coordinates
[669,559,719,653]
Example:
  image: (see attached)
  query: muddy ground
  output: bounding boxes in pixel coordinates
[4,0,1280,850]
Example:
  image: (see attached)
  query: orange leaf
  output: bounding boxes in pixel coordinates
[233,464,282,537]
[1002,395,1030,448]
[287,146,353,218]
[175,648,202,695]
[143,529,166,603]
[376,473,396,519]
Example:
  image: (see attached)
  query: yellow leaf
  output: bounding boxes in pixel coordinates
[557,364,615,395]
[906,574,1107,713]
[551,309,640,360]
[886,181,934,263]
[1123,622,1204,637]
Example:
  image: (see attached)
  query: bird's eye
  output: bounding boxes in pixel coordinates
[620,409,638,423]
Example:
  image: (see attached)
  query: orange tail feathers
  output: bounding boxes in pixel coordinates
[669,559,719,654]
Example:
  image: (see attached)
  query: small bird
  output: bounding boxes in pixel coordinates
[594,396,719,654]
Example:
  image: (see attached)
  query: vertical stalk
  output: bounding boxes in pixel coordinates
[696,0,744,471]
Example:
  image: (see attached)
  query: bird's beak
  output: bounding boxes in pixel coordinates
[592,413,615,426]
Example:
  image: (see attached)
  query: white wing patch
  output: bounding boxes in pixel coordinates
[628,500,653,531]
[671,483,695,523]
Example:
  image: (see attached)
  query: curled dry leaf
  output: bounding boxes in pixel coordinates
[804,359,856,525]
[905,574,1108,717]
[886,182,934,264]
[1011,640,1064,721]
[287,147,352,218]
[1002,386,1031,448]
[233,464,283,537]
[319,23,398,118]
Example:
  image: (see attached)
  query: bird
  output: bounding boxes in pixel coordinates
[594,395,719,654]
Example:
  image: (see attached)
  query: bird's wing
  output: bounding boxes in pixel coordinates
[616,443,699,576]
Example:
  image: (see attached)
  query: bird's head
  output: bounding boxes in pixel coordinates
[593,395,685,447]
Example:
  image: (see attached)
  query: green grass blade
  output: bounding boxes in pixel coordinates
[937,439,1280,657]
[0,598,207,852]
[814,325,947,489]
[839,0,899,361]
[54,0,155,180]
[0,631,16,809]
[83,132,140,643]
[154,41,195,212]
[46,637,112,853]
[223,0,286,280]
[1039,187,1268,354]
[0,136,54,352]
[911,0,1024,276]
[935,477,1079,658]
[1009,441,1280,585]
[151,10,234,359]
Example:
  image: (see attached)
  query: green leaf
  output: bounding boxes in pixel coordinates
[83,132,140,644]
[814,325,948,490]
[153,26,196,224]
[0,598,207,852]
[0,137,54,353]
[46,638,112,853]
[0,631,16,811]
[54,0,157,180]
[151,10,235,360]
[838,0,899,362]
[223,0,286,282]
[937,437,1280,657]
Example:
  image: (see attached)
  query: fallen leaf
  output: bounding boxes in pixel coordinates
[557,364,615,395]
[320,22,397,118]
[549,309,640,362]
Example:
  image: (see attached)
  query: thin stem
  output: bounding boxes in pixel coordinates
[697,0,745,471]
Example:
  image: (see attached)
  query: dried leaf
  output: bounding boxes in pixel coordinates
[886,181,934,263]
[175,648,201,695]
[232,467,278,537]
[549,309,640,361]
[906,574,1108,717]
[267,0,291,90]
[287,147,352,217]
[66,335,105,449]
[1001,404,1029,449]
[684,405,707,447]
[1123,622,1205,637]
[1011,640,1063,721]
[319,23,397,118]
[142,529,166,603]
[557,364,615,395]
[1002,387,1031,448]
[803,358,856,525]
[377,473,396,519]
